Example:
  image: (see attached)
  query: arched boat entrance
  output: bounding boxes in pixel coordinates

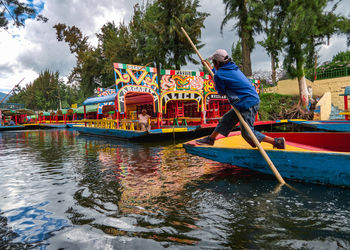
[124,92,155,120]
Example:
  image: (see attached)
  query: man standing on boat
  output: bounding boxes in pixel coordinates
[196,49,285,149]
[138,108,151,131]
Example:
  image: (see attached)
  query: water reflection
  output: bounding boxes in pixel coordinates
[0,130,349,249]
[4,201,69,243]
[72,135,228,246]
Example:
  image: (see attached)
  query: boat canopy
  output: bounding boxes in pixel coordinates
[56,108,75,115]
[340,86,350,96]
[0,109,16,116]
[82,94,116,105]
[16,109,35,115]
[75,104,98,114]
[39,111,51,116]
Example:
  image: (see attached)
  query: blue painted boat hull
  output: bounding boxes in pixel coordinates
[71,125,213,141]
[0,125,25,131]
[184,144,350,187]
[39,124,68,129]
[74,126,148,139]
[290,120,350,132]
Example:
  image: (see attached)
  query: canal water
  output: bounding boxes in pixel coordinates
[0,129,349,249]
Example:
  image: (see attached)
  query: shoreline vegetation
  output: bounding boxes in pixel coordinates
[259,93,313,121]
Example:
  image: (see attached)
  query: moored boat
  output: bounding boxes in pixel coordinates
[70,123,212,141]
[289,120,350,132]
[0,125,25,131]
[184,131,350,187]
[70,62,268,141]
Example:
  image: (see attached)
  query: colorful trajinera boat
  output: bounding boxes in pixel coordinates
[71,62,263,140]
[184,132,350,187]
[288,86,350,132]
[0,105,34,130]
[289,120,350,132]
[0,125,25,131]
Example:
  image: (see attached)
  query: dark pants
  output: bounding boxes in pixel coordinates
[214,104,265,147]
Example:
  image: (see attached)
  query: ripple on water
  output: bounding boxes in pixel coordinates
[1,201,70,244]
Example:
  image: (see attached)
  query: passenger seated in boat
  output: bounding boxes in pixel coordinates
[9,119,16,126]
[196,49,285,149]
[138,109,150,131]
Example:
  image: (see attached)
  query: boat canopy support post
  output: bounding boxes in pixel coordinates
[344,96,349,120]
[84,105,87,127]
[157,112,161,129]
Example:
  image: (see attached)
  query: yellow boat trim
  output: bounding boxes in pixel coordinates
[161,128,188,133]
[71,125,189,133]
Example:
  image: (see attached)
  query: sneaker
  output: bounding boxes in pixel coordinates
[196,136,215,146]
[274,137,286,149]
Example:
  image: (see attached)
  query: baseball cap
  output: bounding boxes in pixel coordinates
[208,49,229,62]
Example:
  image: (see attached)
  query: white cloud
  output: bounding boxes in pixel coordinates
[0,0,135,92]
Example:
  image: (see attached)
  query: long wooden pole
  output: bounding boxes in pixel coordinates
[181,27,285,184]
[0,78,25,104]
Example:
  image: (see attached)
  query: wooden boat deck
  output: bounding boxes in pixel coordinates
[189,131,350,153]
[207,133,329,153]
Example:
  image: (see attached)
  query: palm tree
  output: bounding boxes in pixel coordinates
[144,0,209,69]
[221,0,262,77]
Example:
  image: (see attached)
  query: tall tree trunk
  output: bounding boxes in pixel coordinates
[241,33,251,76]
[240,0,252,77]
[271,53,276,84]
[241,29,252,77]
[174,35,180,70]
[297,75,309,108]
[296,47,309,109]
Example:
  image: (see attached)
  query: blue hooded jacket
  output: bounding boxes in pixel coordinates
[212,61,259,110]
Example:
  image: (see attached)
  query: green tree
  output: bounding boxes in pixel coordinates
[281,0,345,108]
[258,0,284,84]
[97,20,141,87]
[0,0,47,29]
[143,0,209,70]
[55,5,150,96]
[8,70,64,111]
[332,51,350,62]
[312,50,350,80]
[221,0,263,77]
[53,1,208,98]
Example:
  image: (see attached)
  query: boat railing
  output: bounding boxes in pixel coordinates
[81,119,119,129]
[161,117,201,126]
[80,119,150,131]
[74,117,204,130]
[120,119,139,130]
[119,118,157,131]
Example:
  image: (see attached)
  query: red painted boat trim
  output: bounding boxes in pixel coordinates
[264,132,350,152]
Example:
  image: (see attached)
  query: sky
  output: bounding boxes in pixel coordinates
[1,0,350,93]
